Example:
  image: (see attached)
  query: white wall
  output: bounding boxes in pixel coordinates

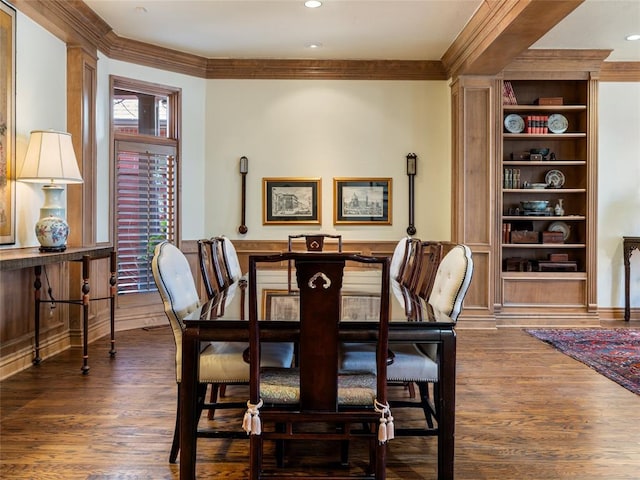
[204,79,451,241]
[597,82,640,308]
[9,12,66,248]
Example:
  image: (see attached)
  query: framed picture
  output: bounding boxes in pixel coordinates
[0,1,16,244]
[333,178,391,225]
[263,177,321,225]
[341,293,381,321]
[262,289,300,320]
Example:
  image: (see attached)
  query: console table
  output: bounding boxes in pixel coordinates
[0,246,117,373]
[623,236,640,322]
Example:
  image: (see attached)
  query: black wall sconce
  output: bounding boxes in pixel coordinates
[238,156,248,234]
[406,153,417,236]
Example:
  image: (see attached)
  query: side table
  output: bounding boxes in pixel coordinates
[0,246,117,373]
[623,236,640,322]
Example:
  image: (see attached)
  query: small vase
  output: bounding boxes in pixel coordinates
[554,199,565,216]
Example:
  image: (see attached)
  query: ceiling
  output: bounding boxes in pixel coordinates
[83,0,640,62]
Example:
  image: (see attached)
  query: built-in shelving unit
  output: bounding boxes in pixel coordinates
[498,79,596,315]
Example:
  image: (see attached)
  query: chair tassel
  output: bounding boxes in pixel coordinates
[378,417,388,443]
[242,399,263,435]
[386,413,395,440]
[374,399,394,444]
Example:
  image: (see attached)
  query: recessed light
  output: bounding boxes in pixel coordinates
[305,1,322,8]
[306,43,323,49]
[626,34,640,41]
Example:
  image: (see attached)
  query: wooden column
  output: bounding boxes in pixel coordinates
[450,75,496,327]
[66,45,98,343]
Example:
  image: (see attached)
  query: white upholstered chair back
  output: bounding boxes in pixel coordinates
[152,241,200,382]
[427,244,473,321]
[220,236,243,282]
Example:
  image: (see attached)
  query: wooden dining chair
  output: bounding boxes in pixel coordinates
[287,234,342,291]
[217,235,243,283]
[341,244,473,438]
[398,238,423,292]
[246,252,391,479]
[197,238,218,300]
[389,244,473,434]
[415,241,445,299]
[389,236,411,281]
[152,241,294,463]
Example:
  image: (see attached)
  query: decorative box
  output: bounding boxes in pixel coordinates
[549,253,569,262]
[536,97,563,105]
[542,231,564,244]
[511,230,539,244]
[505,257,531,272]
[538,260,577,272]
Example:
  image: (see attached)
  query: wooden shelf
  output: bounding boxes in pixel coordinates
[503,188,586,193]
[502,243,586,248]
[503,105,586,112]
[503,160,586,166]
[503,215,585,221]
[504,133,586,139]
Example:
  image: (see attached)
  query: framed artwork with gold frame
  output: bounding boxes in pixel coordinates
[262,289,299,320]
[263,177,321,225]
[333,177,391,225]
[340,292,381,321]
[0,1,16,244]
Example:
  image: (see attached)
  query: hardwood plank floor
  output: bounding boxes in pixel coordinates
[1,324,638,479]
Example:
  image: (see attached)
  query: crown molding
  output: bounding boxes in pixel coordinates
[205,59,447,80]
[599,62,640,82]
[13,0,636,82]
[502,49,613,80]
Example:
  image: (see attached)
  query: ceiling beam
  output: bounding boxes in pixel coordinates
[442,0,584,78]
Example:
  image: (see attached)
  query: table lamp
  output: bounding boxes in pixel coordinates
[17,130,83,252]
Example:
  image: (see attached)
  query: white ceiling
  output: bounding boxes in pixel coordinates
[84,0,640,62]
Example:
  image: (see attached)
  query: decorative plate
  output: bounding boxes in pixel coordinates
[548,221,570,241]
[547,113,568,134]
[504,114,525,133]
[545,169,565,188]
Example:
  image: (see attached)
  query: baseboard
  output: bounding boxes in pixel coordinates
[0,316,113,381]
[597,307,639,322]
[0,329,71,381]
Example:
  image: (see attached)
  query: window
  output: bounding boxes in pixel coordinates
[115,140,176,294]
[111,76,181,296]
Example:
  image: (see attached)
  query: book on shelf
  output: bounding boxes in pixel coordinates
[503,168,520,189]
[523,115,549,134]
[503,81,517,105]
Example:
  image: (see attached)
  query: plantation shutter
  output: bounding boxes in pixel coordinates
[115,140,177,294]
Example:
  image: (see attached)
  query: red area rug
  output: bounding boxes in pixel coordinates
[526,328,640,395]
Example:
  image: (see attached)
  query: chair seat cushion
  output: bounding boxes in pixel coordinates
[340,342,438,383]
[198,342,294,383]
[259,367,377,406]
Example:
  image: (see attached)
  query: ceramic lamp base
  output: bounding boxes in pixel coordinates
[35,215,69,252]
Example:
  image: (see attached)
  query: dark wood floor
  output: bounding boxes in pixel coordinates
[1,323,638,479]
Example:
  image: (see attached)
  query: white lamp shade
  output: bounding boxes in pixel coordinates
[18,130,83,184]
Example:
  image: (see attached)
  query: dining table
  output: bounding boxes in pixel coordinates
[180,266,457,480]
